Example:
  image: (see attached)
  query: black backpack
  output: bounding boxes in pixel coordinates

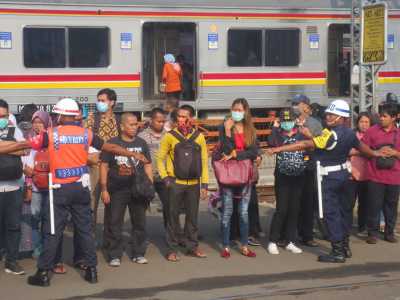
[0,127,23,181]
[169,130,202,180]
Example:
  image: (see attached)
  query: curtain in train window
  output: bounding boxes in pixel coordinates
[228,29,262,67]
[265,29,300,66]
[68,28,110,68]
[23,28,66,68]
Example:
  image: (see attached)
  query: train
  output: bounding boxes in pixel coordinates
[1,0,400,116]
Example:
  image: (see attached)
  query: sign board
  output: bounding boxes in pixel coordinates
[18,104,54,113]
[388,34,395,49]
[208,33,218,50]
[120,33,132,49]
[361,3,387,64]
[0,32,12,49]
[309,34,319,49]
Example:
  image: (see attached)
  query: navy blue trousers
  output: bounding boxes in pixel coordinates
[38,182,97,270]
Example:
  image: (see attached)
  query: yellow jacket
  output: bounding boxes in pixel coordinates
[156,129,209,187]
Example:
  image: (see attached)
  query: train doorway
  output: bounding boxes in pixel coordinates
[327,24,351,97]
[142,22,197,102]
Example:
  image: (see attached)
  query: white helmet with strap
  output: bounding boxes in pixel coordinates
[325,99,350,118]
[53,98,80,116]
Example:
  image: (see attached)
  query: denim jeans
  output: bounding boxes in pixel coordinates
[31,191,48,253]
[221,185,251,248]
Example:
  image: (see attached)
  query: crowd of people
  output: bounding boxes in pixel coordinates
[0,87,399,287]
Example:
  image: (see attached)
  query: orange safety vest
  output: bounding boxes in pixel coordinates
[48,125,93,185]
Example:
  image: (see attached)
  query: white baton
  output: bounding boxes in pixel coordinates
[316,161,324,219]
[48,173,55,235]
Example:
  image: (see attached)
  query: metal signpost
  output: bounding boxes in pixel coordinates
[351,0,388,121]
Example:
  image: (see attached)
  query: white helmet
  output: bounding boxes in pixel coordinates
[325,99,350,118]
[53,98,80,116]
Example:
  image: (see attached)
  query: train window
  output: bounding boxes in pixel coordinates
[23,28,66,68]
[228,29,262,67]
[265,29,300,66]
[68,28,110,68]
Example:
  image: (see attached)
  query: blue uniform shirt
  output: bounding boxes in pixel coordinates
[312,125,360,179]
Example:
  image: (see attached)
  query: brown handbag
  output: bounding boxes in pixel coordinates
[212,159,254,187]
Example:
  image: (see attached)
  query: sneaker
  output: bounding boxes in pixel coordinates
[109,258,121,267]
[357,230,368,238]
[267,242,279,255]
[285,242,303,254]
[5,261,25,275]
[133,256,148,264]
[366,235,378,244]
[248,237,261,246]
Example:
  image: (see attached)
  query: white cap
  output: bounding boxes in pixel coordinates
[53,98,80,116]
[325,99,350,118]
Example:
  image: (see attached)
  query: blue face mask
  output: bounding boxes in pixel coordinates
[96,102,109,113]
[281,121,295,132]
[0,118,8,129]
[231,111,245,122]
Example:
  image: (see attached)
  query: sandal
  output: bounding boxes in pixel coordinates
[187,248,207,258]
[241,247,256,258]
[166,252,180,262]
[220,248,231,259]
[53,263,67,274]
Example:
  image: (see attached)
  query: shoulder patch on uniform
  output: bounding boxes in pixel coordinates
[313,128,333,149]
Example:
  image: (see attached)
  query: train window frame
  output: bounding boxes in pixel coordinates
[23,26,111,69]
[23,26,67,69]
[264,28,301,67]
[227,28,263,67]
[68,26,110,69]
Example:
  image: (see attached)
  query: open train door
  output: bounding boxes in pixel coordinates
[142,22,197,103]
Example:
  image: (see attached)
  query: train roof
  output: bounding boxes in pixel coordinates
[0,0,359,10]
[3,1,400,11]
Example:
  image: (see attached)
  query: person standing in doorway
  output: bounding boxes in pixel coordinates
[162,54,182,102]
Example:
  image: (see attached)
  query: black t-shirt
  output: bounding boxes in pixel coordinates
[100,136,151,191]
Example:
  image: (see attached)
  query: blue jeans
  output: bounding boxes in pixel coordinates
[221,185,251,248]
[31,191,48,253]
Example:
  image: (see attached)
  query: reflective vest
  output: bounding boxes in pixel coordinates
[48,125,92,184]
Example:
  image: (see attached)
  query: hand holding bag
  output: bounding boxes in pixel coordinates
[375,131,398,170]
[131,161,155,207]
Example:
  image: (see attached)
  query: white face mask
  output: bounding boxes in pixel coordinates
[231,111,245,122]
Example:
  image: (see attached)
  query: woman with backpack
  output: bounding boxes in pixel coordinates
[216,98,258,258]
[267,108,307,255]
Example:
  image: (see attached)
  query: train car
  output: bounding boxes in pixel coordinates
[0,0,399,115]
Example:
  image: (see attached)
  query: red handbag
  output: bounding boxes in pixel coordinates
[212,159,254,186]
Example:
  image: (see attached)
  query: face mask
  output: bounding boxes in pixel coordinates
[231,111,245,122]
[281,121,295,132]
[96,102,109,113]
[0,118,8,129]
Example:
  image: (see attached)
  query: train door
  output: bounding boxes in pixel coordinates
[142,22,197,102]
[327,24,351,97]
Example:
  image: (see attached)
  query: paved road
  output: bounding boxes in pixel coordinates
[1,202,400,300]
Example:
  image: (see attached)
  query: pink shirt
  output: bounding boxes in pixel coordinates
[350,131,368,181]
[362,124,400,185]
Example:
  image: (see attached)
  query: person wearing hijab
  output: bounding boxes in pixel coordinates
[162,53,182,101]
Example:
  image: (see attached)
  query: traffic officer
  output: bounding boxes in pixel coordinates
[26,98,148,287]
[267,100,383,263]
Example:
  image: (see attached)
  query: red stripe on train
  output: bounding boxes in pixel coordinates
[0,74,140,82]
[0,8,350,19]
[201,72,326,80]
[379,72,400,78]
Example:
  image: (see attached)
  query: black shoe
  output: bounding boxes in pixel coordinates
[5,261,25,275]
[301,239,319,247]
[343,236,352,258]
[84,267,98,284]
[384,234,398,243]
[248,236,261,246]
[27,269,50,287]
[318,242,346,263]
[276,240,287,248]
[366,235,378,244]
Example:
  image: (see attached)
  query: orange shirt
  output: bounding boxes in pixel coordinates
[162,63,182,93]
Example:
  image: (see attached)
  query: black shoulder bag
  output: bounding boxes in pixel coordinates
[375,130,398,170]
[130,160,155,207]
